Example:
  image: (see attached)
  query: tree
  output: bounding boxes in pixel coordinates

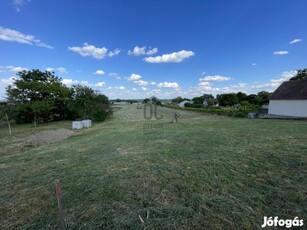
[236,92,248,102]
[257,91,271,105]
[171,96,184,104]
[290,68,307,80]
[68,85,110,121]
[6,69,70,123]
[143,98,150,103]
[218,93,239,106]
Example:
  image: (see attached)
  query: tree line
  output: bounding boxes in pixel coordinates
[1,69,111,124]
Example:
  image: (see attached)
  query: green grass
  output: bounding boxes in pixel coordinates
[1,104,307,229]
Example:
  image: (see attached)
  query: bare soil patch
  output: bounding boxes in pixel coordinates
[26,128,74,146]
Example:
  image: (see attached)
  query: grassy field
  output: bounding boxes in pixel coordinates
[1,104,307,229]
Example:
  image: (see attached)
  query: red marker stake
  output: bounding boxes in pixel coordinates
[55,179,66,230]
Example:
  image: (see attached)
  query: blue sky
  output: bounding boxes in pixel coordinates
[0,0,306,99]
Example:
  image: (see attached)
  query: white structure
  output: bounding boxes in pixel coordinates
[269,80,307,118]
[82,119,92,128]
[177,100,192,107]
[72,121,84,129]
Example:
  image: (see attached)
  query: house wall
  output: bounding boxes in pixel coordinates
[269,100,307,117]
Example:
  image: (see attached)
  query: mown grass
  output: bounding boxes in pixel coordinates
[1,105,307,229]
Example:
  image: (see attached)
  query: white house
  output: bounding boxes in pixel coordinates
[268,79,307,118]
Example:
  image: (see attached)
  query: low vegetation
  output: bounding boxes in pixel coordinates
[1,104,306,229]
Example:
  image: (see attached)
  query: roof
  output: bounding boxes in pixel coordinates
[270,79,307,100]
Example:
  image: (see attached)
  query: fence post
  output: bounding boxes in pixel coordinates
[55,179,66,230]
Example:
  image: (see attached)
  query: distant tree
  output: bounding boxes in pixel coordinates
[68,85,110,121]
[218,93,239,106]
[192,96,204,105]
[143,98,150,103]
[257,91,271,105]
[290,68,307,80]
[6,69,70,123]
[246,94,260,105]
[171,96,184,104]
[236,92,248,102]
[203,94,214,99]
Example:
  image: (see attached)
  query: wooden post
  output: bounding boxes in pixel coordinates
[5,112,11,136]
[55,179,66,230]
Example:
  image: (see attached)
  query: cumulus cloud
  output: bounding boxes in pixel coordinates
[128,46,158,56]
[94,70,105,75]
[61,79,91,87]
[0,77,16,98]
[68,43,108,59]
[133,80,148,86]
[199,75,230,82]
[141,87,147,91]
[250,70,297,91]
[157,82,179,88]
[289,39,302,44]
[0,26,53,49]
[147,47,158,55]
[68,43,119,59]
[61,79,79,87]
[95,82,106,87]
[127,73,142,81]
[273,51,288,55]
[144,50,194,63]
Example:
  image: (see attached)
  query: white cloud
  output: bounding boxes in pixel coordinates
[0,65,28,72]
[141,87,147,91]
[12,0,31,12]
[199,75,230,82]
[46,67,68,74]
[108,72,121,79]
[146,47,158,55]
[61,79,91,87]
[128,46,158,56]
[289,39,302,44]
[273,51,289,55]
[108,48,120,57]
[61,79,79,87]
[128,46,146,56]
[108,86,125,90]
[157,82,179,88]
[95,82,106,87]
[68,43,119,59]
[250,70,296,92]
[127,73,142,81]
[252,63,257,66]
[0,26,53,49]
[0,77,15,86]
[133,80,148,86]
[132,88,137,91]
[0,77,16,99]
[144,50,195,63]
[57,67,68,74]
[150,81,157,85]
[94,70,105,75]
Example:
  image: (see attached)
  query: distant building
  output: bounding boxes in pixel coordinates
[113,101,129,105]
[268,79,307,118]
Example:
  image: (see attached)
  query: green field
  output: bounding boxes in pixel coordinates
[1,104,307,229]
